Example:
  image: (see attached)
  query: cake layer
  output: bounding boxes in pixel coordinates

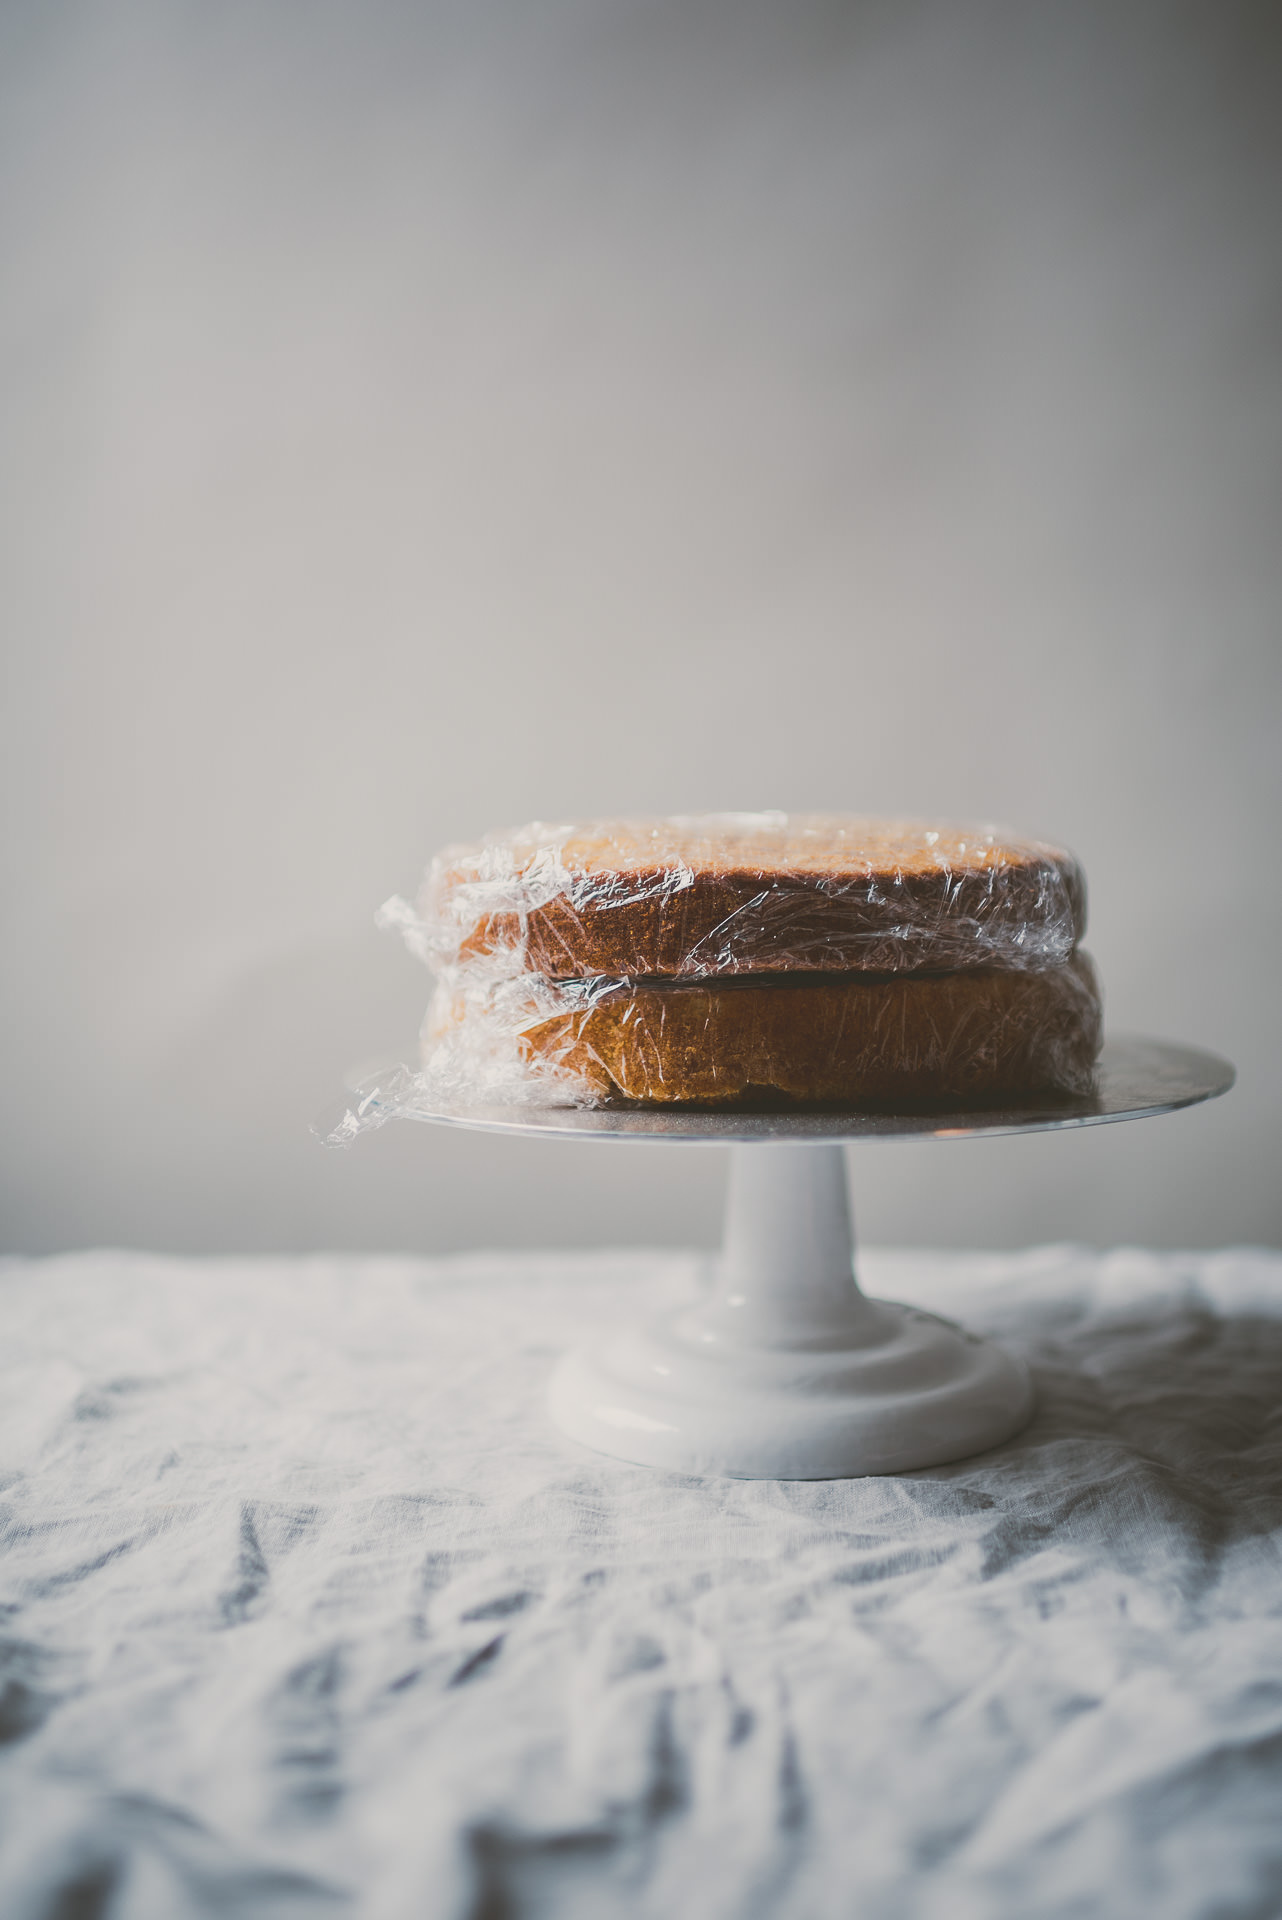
[425,953,1102,1107]
[423,814,1086,979]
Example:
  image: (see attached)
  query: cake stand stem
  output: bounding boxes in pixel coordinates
[707,1144,884,1347]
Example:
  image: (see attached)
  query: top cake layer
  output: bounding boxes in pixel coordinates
[421,812,1086,978]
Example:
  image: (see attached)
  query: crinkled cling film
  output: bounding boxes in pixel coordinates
[413,813,1086,978]
[331,813,1102,1137]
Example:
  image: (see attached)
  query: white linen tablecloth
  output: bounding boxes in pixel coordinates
[2,1244,1281,1920]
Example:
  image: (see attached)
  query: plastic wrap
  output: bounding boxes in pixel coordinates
[330,810,1105,1121]
[334,814,1100,1129]
[407,813,1086,981]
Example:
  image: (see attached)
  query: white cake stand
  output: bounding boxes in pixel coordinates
[369,1036,1233,1480]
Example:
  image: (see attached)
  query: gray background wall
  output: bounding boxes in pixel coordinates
[3,0,1279,1257]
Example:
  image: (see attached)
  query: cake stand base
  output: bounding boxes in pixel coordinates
[549,1143,1033,1478]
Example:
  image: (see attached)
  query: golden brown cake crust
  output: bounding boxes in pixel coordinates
[428,814,1086,978]
[515,953,1102,1104]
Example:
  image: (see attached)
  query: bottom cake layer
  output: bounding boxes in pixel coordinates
[425,953,1102,1105]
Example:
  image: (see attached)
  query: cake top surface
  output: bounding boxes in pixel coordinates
[437,813,1074,886]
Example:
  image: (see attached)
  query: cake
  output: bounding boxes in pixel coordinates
[424,813,1086,978]
[429,954,1102,1105]
[389,813,1102,1107]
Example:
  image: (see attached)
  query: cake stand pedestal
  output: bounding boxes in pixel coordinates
[553,1141,1030,1476]
[369,1036,1233,1479]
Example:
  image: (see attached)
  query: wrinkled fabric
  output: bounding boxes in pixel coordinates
[1,1245,1281,1920]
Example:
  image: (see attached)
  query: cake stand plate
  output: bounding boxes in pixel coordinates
[370,1036,1233,1479]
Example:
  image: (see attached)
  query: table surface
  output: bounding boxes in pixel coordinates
[2,1242,1280,1920]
